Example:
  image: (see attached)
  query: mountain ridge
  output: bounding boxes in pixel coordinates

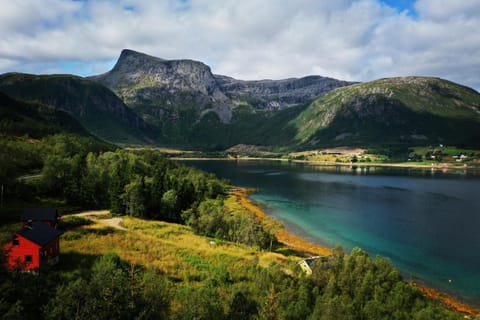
[1,49,479,150]
[0,72,157,144]
[90,49,355,124]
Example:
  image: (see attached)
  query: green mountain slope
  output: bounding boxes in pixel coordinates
[0,91,89,138]
[289,77,480,148]
[0,73,157,144]
[0,91,114,186]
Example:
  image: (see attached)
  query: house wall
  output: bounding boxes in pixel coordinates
[4,236,41,271]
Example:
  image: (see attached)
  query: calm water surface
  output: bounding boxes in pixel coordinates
[183,160,480,305]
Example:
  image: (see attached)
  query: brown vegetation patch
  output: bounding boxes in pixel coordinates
[410,282,480,318]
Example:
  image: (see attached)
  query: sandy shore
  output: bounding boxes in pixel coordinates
[230,188,480,317]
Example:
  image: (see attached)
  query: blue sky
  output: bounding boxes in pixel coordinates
[1,0,479,90]
[380,0,416,13]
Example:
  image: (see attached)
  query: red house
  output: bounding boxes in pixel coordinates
[4,222,62,272]
[21,208,60,229]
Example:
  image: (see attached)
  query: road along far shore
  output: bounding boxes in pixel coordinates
[229,187,480,317]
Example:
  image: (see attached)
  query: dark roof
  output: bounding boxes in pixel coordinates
[16,222,62,246]
[21,208,59,222]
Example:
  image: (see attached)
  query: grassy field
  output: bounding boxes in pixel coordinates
[60,194,302,285]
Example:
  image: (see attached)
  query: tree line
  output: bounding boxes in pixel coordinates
[4,133,274,248]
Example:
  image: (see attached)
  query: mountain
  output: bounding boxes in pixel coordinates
[92,49,353,112]
[90,49,353,147]
[0,91,89,138]
[90,49,232,123]
[2,50,479,150]
[288,77,480,147]
[0,73,156,144]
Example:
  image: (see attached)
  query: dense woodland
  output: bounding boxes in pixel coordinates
[0,133,464,319]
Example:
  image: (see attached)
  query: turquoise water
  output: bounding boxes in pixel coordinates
[183,160,480,305]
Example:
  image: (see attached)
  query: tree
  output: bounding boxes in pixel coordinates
[41,155,72,195]
[161,189,178,220]
[123,176,147,217]
[258,285,279,320]
[45,278,91,320]
[46,253,134,320]
[227,291,258,320]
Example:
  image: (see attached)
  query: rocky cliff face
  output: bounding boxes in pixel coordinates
[215,75,355,110]
[96,49,225,98]
[91,49,232,123]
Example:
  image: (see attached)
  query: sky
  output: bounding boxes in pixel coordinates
[1,0,480,91]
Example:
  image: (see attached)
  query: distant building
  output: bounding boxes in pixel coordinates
[4,221,62,272]
[21,208,60,229]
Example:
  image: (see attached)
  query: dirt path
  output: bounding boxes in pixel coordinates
[71,210,126,231]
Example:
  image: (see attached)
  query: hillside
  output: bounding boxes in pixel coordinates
[289,77,480,148]
[0,91,89,138]
[0,73,156,144]
[0,92,112,183]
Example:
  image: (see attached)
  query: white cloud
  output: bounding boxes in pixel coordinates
[415,0,480,20]
[0,0,479,91]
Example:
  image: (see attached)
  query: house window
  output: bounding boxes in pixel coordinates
[13,237,19,246]
[25,255,32,263]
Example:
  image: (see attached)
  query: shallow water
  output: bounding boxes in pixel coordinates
[183,160,480,305]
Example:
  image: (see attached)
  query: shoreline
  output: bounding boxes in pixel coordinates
[230,187,480,317]
[229,188,332,257]
[174,156,479,172]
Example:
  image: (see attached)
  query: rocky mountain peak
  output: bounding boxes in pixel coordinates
[110,49,166,73]
[93,49,224,99]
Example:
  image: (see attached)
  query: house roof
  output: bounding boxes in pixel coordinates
[16,222,62,246]
[21,208,59,222]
